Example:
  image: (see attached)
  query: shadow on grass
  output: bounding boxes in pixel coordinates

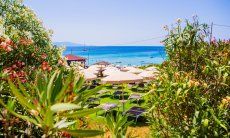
[128,116,149,127]
[99,94,112,98]
[129,99,145,105]
[113,95,130,100]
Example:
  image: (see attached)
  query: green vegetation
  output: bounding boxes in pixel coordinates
[102,112,133,138]
[148,17,229,137]
[0,0,229,137]
[0,69,104,137]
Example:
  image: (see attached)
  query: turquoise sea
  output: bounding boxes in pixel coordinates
[63,46,166,66]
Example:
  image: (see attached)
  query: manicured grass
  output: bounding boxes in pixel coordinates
[82,83,152,137]
[86,84,150,132]
[88,84,150,116]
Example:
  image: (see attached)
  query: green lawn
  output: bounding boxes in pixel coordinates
[88,84,150,118]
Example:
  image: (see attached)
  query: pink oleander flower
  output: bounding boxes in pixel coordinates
[41,53,47,59]
[0,42,7,48]
[5,46,12,52]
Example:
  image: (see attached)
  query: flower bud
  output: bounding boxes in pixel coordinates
[30,109,39,116]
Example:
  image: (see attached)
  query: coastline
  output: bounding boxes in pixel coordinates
[63,46,166,66]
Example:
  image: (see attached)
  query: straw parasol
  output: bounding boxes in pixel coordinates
[103,69,120,76]
[127,67,143,74]
[138,71,156,80]
[101,71,143,84]
[145,66,158,72]
[105,66,118,70]
[120,66,134,72]
[94,61,110,66]
[81,70,97,81]
[88,65,101,71]
[101,71,143,112]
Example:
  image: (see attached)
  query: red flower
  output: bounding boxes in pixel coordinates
[41,53,47,59]
[19,38,33,46]
[41,62,52,71]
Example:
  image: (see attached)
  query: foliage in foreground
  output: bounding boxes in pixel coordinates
[0,69,104,137]
[148,17,230,137]
[0,0,64,85]
[102,112,133,138]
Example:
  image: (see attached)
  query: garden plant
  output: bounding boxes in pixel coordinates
[148,17,230,137]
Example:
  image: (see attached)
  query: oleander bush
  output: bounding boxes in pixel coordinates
[148,17,230,137]
[0,0,105,137]
[0,0,64,85]
[0,69,104,137]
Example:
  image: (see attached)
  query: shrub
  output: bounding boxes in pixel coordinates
[0,0,64,84]
[0,69,104,137]
[148,17,230,137]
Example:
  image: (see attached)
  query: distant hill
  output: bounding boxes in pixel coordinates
[53,42,84,46]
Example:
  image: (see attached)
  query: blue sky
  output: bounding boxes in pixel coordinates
[24,0,230,46]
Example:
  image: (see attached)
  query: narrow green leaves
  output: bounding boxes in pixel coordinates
[8,79,35,110]
[61,129,104,137]
[51,103,81,113]
[62,108,101,118]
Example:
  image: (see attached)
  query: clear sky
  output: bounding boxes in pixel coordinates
[23,0,230,46]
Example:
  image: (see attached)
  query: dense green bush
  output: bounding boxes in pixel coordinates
[0,0,64,84]
[0,69,104,137]
[0,1,104,137]
[148,17,230,137]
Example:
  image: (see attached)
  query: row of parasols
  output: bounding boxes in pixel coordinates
[79,63,159,84]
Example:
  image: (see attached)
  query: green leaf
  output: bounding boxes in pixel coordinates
[60,129,104,137]
[156,88,164,92]
[8,79,35,110]
[62,108,101,118]
[47,70,59,104]
[36,71,46,93]
[54,120,76,129]
[51,103,81,113]
[202,119,209,127]
[51,71,63,104]
[106,114,115,133]
[0,99,39,126]
[43,108,54,127]
[74,76,84,93]
[6,99,15,110]
[55,73,72,102]
[210,109,228,131]
[176,88,182,97]
[114,115,128,134]
[18,80,30,98]
[81,85,103,100]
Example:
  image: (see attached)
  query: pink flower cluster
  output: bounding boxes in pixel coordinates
[223,39,230,44]
[41,61,52,71]
[19,38,33,46]
[0,38,13,52]
[3,61,27,83]
[58,59,65,66]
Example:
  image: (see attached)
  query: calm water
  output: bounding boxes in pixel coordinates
[63,46,167,66]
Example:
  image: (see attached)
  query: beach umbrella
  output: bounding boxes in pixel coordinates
[88,65,101,71]
[105,66,118,70]
[81,70,97,81]
[101,71,143,112]
[145,66,159,72]
[82,68,98,74]
[103,68,120,76]
[120,66,134,72]
[94,61,111,66]
[101,71,143,84]
[138,71,156,80]
[127,67,144,74]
